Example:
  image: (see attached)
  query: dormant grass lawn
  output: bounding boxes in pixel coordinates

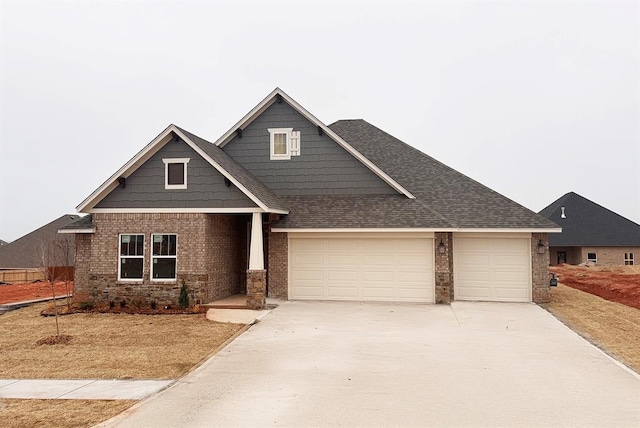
[542,283,640,374]
[0,302,246,427]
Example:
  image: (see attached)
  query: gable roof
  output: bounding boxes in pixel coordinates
[0,240,8,246]
[314,119,559,230]
[77,124,287,213]
[213,88,415,199]
[539,192,640,246]
[0,215,79,269]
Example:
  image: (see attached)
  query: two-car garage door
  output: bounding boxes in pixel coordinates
[289,234,434,303]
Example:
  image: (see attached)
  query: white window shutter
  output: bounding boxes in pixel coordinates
[289,131,300,156]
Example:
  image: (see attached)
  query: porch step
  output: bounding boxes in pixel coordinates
[202,303,249,310]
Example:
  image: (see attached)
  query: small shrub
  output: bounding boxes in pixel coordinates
[119,300,126,308]
[78,301,95,310]
[150,300,157,310]
[178,282,189,309]
[109,301,115,309]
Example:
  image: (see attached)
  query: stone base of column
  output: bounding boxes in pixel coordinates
[246,269,267,310]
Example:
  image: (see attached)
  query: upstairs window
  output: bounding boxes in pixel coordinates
[152,234,177,280]
[587,252,597,263]
[269,128,300,160]
[119,234,144,280]
[163,158,190,189]
[624,253,634,265]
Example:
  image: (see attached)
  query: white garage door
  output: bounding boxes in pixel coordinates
[289,234,434,303]
[454,235,531,302]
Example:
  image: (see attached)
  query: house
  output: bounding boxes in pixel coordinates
[539,192,640,266]
[0,214,79,282]
[0,240,8,246]
[61,88,559,309]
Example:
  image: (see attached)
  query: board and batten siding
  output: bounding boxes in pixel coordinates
[222,101,398,196]
[95,138,258,209]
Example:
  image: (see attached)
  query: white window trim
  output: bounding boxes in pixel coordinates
[624,252,634,265]
[118,233,145,282]
[163,158,190,189]
[587,252,597,263]
[151,233,178,282]
[269,128,292,160]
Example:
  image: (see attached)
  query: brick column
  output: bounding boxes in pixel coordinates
[247,269,266,309]
[531,233,550,303]
[434,232,454,304]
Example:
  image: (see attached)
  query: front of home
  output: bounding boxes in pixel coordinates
[61,89,560,309]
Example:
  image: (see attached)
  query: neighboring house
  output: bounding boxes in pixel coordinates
[0,215,79,281]
[61,88,559,309]
[539,192,640,266]
[0,240,8,246]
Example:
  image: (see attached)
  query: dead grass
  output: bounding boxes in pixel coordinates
[0,303,246,426]
[0,302,245,379]
[542,283,640,374]
[0,399,135,428]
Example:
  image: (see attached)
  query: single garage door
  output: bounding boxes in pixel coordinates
[454,235,531,302]
[289,234,434,302]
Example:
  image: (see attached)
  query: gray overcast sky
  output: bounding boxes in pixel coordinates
[1,0,638,242]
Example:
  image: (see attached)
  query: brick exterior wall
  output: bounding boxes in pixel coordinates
[531,233,550,303]
[267,232,288,299]
[434,232,454,304]
[73,213,247,306]
[549,246,638,266]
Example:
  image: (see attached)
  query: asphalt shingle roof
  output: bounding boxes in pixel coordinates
[59,215,94,231]
[538,192,640,246]
[312,119,559,229]
[176,126,287,212]
[0,215,80,269]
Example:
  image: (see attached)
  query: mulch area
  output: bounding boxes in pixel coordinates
[0,281,73,305]
[551,265,640,310]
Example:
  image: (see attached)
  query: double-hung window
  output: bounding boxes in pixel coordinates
[119,234,144,280]
[152,234,177,280]
[587,252,597,263]
[624,253,634,265]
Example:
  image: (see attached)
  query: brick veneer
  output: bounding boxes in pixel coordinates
[267,232,288,298]
[578,246,638,266]
[434,232,454,304]
[73,213,247,306]
[531,232,550,303]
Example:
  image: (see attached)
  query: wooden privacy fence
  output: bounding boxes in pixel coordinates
[0,267,74,284]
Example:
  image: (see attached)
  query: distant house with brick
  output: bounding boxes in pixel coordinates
[539,192,640,266]
[61,88,559,309]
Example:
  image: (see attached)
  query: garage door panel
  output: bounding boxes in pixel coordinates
[327,286,359,298]
[455,237,531,303]
[292,286,325,298]
[291,269,324,281]
[290,236,434,303]
[457,254,491,266]
[362,271,394,282]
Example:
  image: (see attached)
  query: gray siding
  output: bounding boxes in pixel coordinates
[222,101,397,196]
[96,138,257,209]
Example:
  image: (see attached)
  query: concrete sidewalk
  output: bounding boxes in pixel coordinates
[0,379,173,400]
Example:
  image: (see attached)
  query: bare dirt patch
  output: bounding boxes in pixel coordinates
[0,281,72,305]
[551,265,640,310]
[0,399,135,428]
[542,283,640,374]
[0,302,245,379]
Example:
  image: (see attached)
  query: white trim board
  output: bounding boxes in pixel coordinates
[213,88,415,200]
[273,228,561,233]
[58,228,96,234]
[89,208,282,214]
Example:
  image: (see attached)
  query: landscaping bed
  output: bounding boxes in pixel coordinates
[0,281,72,305]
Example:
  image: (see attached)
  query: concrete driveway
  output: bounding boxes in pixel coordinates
[103,301,640,427]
